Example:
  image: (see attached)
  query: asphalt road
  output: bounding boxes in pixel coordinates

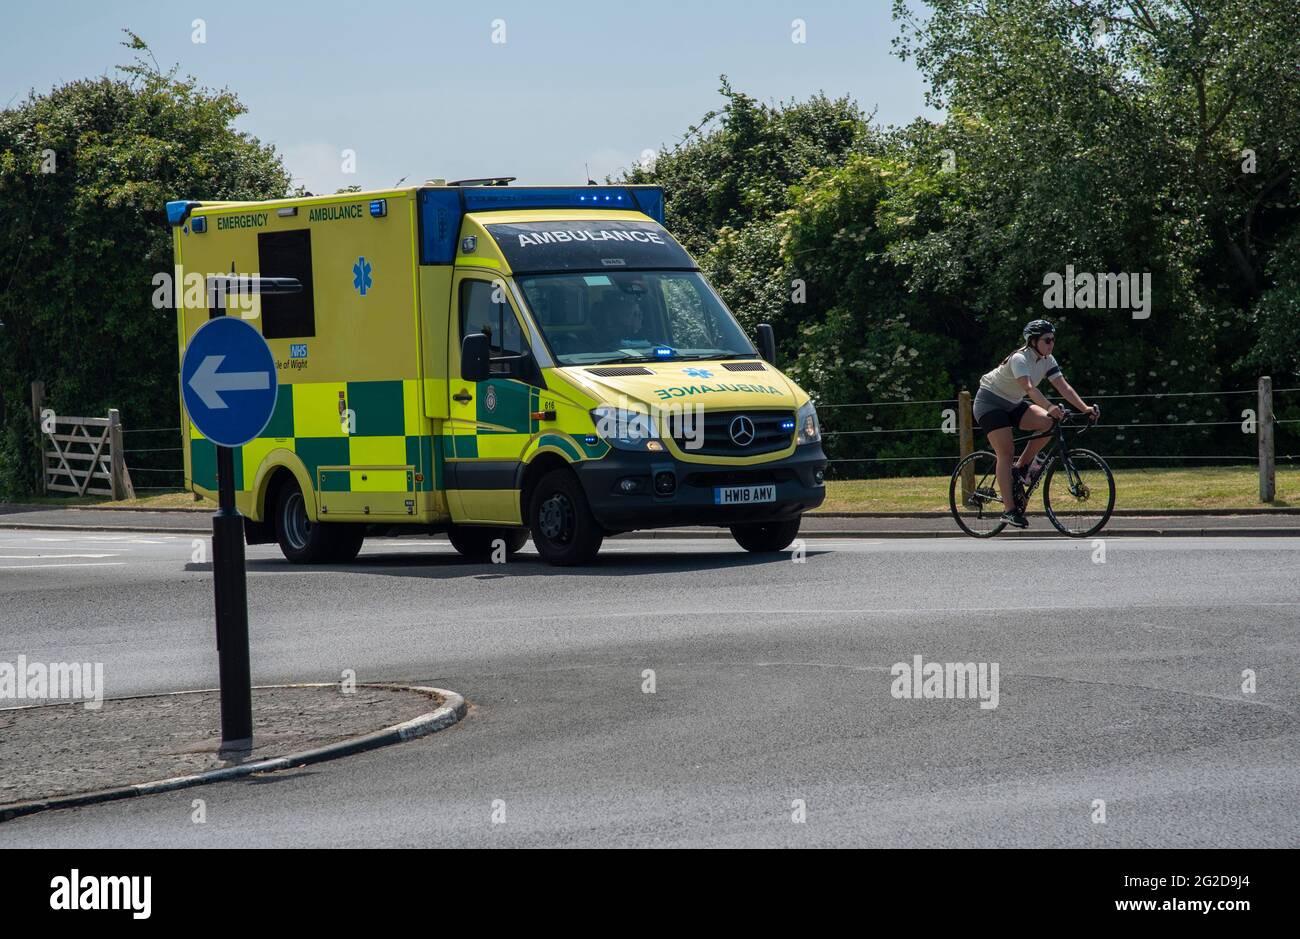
[1,527,1298,847]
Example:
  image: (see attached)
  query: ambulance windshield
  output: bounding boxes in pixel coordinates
[516,270,759,366]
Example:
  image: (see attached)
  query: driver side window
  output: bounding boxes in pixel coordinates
[460,279,525,372]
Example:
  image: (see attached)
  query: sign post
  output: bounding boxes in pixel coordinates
[180,315,279,753]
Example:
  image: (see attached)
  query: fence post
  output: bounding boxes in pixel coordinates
[108,408,135,501]
[1259,376,1275,503]
[31,381,46,495]
[958,389,974,501]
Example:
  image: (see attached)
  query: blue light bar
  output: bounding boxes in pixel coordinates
[166,200,201,226]
[630,188,664,224]
[417,189,463,264]
[417,185,667,264]
[369,199,387,218]
[460,186,641,214]
[653,346,675,358]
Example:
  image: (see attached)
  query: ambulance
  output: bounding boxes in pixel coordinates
[168,180,827,565]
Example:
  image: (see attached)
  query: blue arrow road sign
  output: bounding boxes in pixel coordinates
[180,317,278,448]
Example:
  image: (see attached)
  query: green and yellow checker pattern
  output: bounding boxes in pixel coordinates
[442,379,610,460]
[190,378,440,519]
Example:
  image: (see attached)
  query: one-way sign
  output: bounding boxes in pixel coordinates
[181,317,278,447]
[179,314,278,752]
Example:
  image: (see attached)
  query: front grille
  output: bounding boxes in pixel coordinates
[722,361,767,372]
[586,366,655,376]
[683,468,796,488]
[666,409,794,456]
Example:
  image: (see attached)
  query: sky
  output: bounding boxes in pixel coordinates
[3,0,937,195]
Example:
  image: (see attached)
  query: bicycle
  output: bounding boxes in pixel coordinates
[949,407,1116,538]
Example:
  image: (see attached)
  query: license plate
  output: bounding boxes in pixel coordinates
[714,485,776,505]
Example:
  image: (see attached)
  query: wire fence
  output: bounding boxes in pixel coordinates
[120,426,185,492]
[110,384,1300,495]
[819,384,1299,481]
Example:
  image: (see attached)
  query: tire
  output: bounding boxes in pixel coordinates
[274,482,365,564]
[1042,448,1116,537]
[447,525,529,560]
[527,469,603,565]
[730,518,802,553]
[949,450,1008,538]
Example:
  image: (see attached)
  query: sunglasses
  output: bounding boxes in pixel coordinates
[1038,336,1056,345]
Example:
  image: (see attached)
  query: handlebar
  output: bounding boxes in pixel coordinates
[1053,405,1099,429]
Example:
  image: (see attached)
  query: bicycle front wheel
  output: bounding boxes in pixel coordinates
[1042,448,1116,537]
[949,450,1008,538]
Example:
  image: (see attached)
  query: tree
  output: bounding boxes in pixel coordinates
[891,0,1300,381]
[623,77,873,259]
[0,33,292,498]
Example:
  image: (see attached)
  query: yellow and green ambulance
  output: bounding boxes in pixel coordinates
[168,180,826,565]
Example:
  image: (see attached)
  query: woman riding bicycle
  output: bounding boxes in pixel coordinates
[974,319,1099,528]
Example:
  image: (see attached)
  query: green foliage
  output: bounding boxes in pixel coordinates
[0,33,291,498]
[623,77,872,258]
[1242,227,1300,376]
[625,3,1298,475]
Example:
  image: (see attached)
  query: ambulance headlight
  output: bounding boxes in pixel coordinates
[796,401,821,445]
[591,406,659,450]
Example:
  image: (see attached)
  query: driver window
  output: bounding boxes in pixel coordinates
[460,279,525,371]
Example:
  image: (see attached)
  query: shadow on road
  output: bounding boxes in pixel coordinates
[185,546,829,579]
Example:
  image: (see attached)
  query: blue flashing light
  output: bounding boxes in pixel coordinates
[461,186,641,214]
[190,216,208,234]
[166,200,200,226]
[369,198,387,218]
[780,419,796,431]
[584,434,598,446]
[653,346,675,358]
[629,187,664,224]
[417,188,463,265]
[417,184,668,264]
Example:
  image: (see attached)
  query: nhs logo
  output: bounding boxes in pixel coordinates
[289,344,308,359]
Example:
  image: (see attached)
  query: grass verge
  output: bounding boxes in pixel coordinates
[818,465,1297,513]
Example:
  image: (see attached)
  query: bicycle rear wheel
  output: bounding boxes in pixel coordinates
[1042,448,1116,537]
[949,451,1008,538]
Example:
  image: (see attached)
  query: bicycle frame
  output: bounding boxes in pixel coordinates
[1014,411,1094,509]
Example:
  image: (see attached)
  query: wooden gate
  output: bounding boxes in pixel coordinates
[32,383,135,499]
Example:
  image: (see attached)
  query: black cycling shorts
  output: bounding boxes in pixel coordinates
[975,399,1029,432]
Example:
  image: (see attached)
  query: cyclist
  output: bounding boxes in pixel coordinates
[974,319,1098,528]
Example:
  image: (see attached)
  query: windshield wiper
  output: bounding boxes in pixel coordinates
[578,352,662,365]
[675,352,758,361]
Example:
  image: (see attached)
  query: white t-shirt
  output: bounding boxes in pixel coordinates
[979,349,1062,404]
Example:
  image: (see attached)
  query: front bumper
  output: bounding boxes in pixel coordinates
[574,444,828,533]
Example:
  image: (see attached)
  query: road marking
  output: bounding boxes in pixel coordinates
[0,562,127,570]
[0,553,118,559]
[467,599,1300,623]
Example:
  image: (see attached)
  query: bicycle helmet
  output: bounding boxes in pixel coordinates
[1023,319,1056,341]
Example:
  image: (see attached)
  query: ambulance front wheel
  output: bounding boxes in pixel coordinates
[447,525,529,560]
[730,517,803,553]
[528,469,604,566]
[274,483,365,564]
